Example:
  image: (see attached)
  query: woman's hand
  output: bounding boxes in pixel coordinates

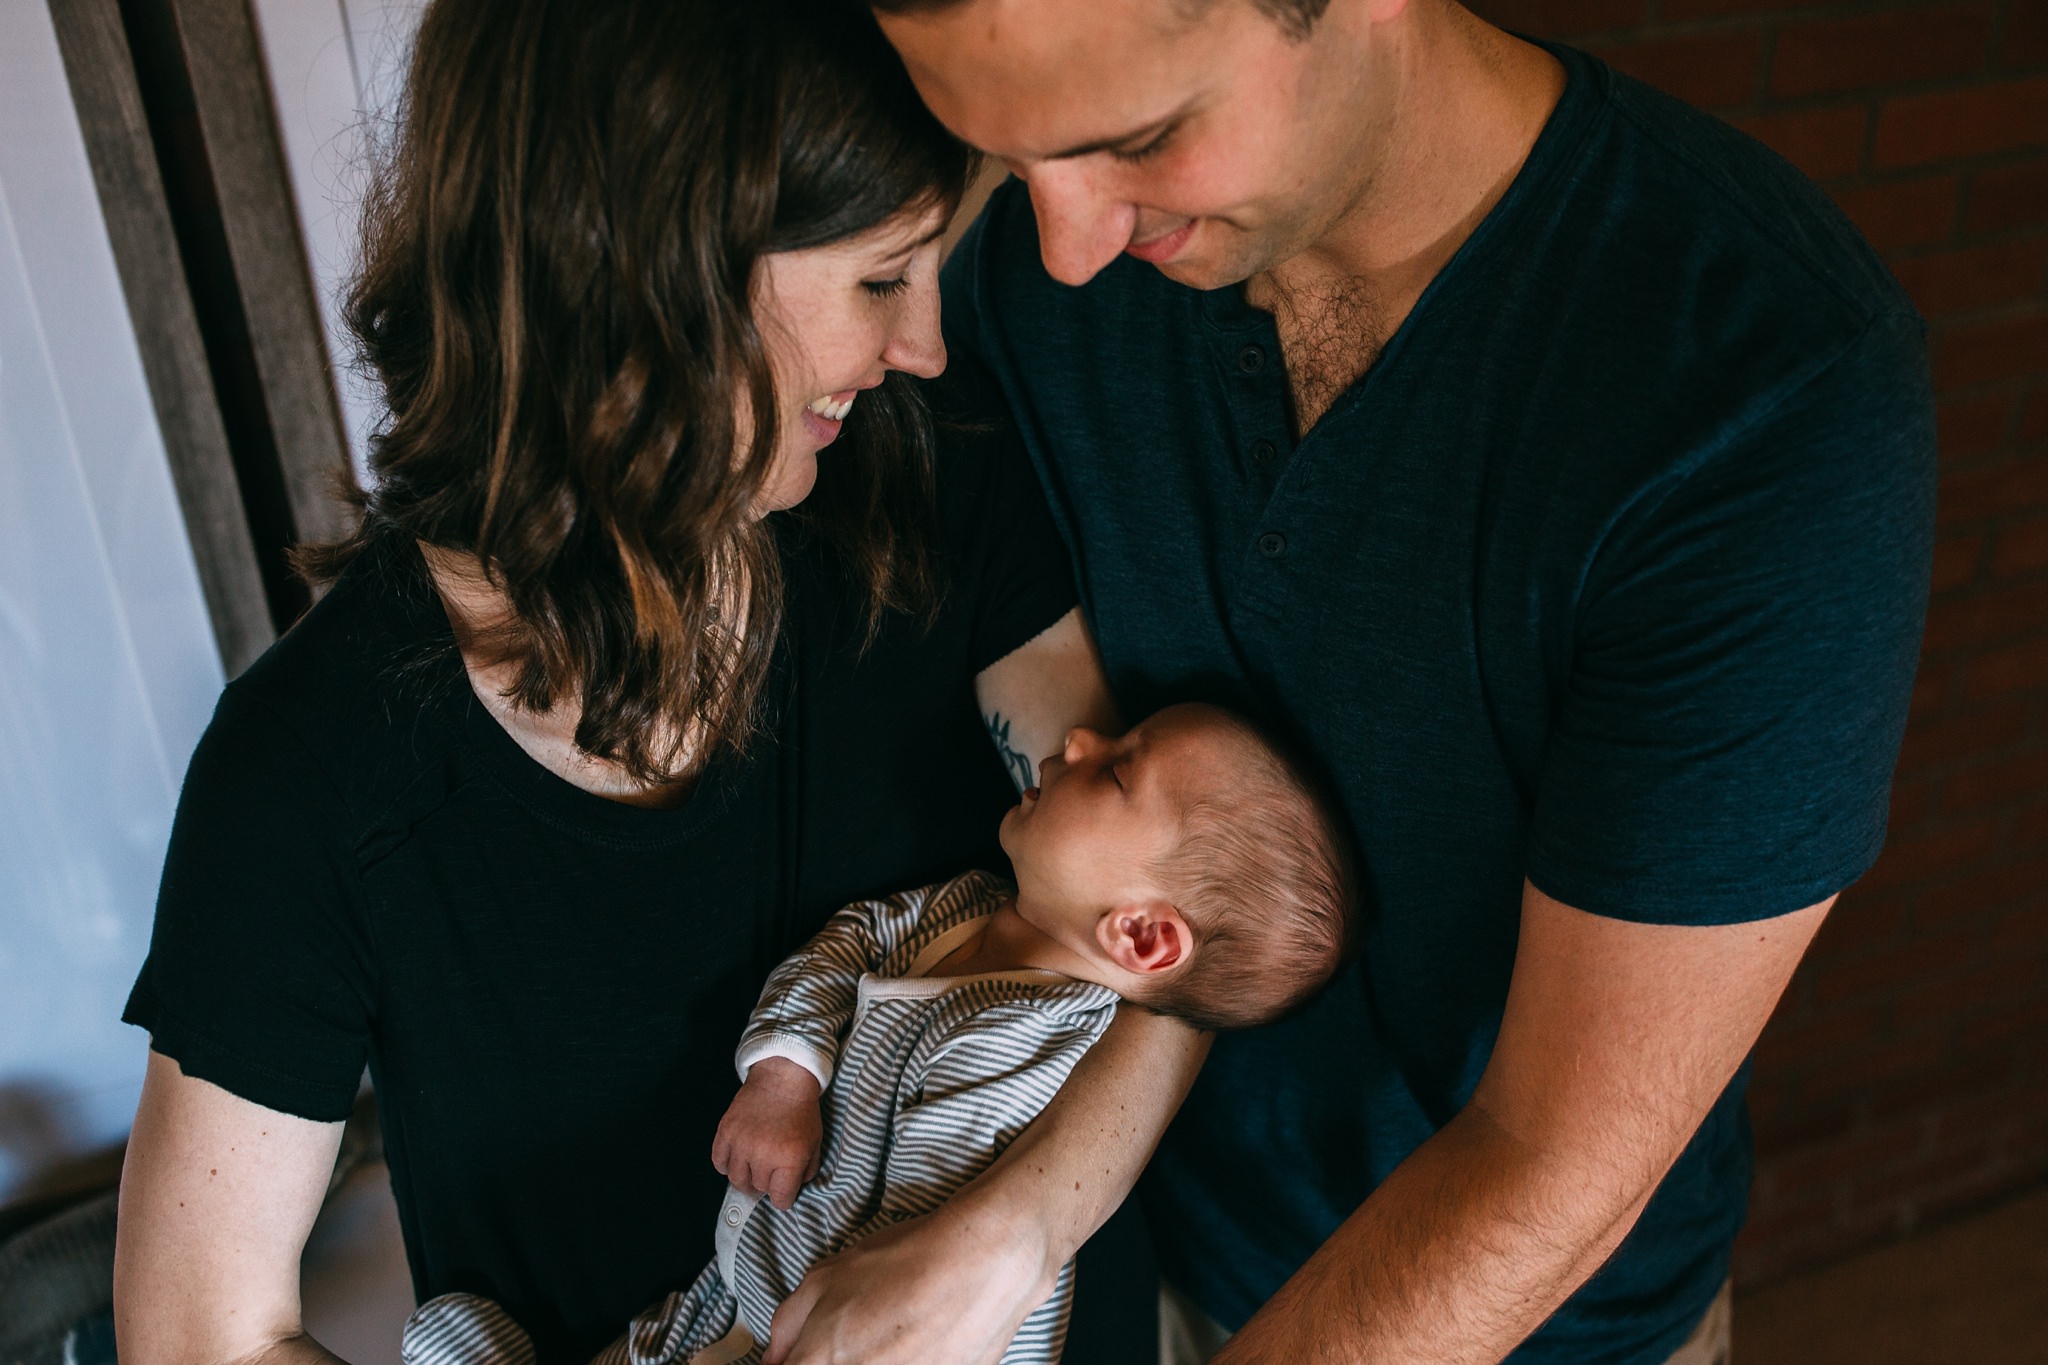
[763,1191,1053,1365]
[712,1057,824,1209]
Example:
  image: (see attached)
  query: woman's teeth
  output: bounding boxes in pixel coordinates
[807,393,855,422]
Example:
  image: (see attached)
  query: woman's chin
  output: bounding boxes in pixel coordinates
[755,456,819,516]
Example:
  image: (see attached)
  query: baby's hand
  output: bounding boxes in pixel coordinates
[712,1056,823,1210]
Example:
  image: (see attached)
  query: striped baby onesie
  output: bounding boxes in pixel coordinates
[620,870,1120,1365]
[399,871,1124,1365]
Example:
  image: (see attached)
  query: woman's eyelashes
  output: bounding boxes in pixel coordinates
[861,275,910,298]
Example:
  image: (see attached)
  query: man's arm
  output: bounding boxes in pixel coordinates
[973,606,1122,793]
[1215,880,1831,1364]
[115,1050,350,1365]
[761,605,1206,1365]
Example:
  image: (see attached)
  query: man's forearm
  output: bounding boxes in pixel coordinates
[1219,1100,1660,1365]
[958,1005,1209,1277]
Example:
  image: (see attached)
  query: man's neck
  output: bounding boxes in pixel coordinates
[1257,8,1564,303]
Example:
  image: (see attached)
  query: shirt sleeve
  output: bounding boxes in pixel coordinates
[122,685,375,1121]
[1525,312,1937,925]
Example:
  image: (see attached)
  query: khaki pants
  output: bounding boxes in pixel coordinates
[1159,1277,1732,1365]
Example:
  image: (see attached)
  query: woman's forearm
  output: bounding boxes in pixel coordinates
[958,1004,1210,1277]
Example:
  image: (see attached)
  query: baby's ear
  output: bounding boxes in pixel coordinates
[1097,900,1190,976]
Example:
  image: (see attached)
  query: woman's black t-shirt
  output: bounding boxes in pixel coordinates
[123,422,1077,1359]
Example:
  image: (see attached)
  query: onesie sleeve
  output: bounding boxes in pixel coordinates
[123,685,375,1121]
[735,884,944,1089]
[1525,312,1937,924]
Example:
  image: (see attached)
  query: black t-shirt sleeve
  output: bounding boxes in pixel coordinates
[924,347,1080,675]
[124,685,374,1120]
[1526,313,1936,925]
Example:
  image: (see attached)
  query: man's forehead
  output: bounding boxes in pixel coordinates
[878,0,1222,157]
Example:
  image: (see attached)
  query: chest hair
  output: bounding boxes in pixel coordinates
[1260,273,1388,437]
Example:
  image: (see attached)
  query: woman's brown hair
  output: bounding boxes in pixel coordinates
[305,0,975,782]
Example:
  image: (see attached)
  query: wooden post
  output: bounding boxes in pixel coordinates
[47,0,276,675]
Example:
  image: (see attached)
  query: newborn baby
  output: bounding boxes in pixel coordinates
[402,702,1357,1365]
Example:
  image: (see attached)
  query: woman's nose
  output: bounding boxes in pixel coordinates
[881,273,946,379]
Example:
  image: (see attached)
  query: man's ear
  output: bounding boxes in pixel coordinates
[1097,900,1190,976]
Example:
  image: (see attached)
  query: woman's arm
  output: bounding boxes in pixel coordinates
[115,1050,349,1365]
[761,607,1208,1364]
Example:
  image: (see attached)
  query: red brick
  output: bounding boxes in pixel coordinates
[1937,389,2015,460]
[1919,577,2048,651]
[1931,310,2048,389]
[1900,663,1949,716]
[1911,850,2048,920]
[1966,158,2048,236]
[1874,76,2048,169]
[1930,531,1986,592]
[1923,576,2048,651]
[1772,4,1994,99]
[1888,772,1937,827]
[1965,633,2048,697]
[1811,886,1914,954]
[1468,0,1648,38]
[1895,954,2043,1029]
[1940,453,2048,523]
[1754,1004,1889,1069]
[1665,0,1817,18]
[2004,0,2048,70]
[1811,923,1978,1000]
[1835,175,1961,250]
[1595,31,1764,109]
[1943,747,2048,808]
[1891,238,2048,318]
[2016,795,2048,844]
[2024,386,2048,442]
[1992,514,2048,575]
[1804,1030,1954,1099]
[1858,818,2007,894]
[1988,901,2048,958]
[1734,105,1870,180]
[1894,695,2029,772]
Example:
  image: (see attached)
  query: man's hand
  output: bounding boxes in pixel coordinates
[712,1057,823,1210]
[763,1194,1052,1365]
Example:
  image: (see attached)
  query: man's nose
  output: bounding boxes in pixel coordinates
[1024,161,1136,287]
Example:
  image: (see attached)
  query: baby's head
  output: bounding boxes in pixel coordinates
[999,702,1357,1030]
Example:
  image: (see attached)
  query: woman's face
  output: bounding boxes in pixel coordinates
[751,203,952,513]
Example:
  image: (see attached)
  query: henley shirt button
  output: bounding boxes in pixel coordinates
[1237,344,1266,373]
[725,1207,743,1226]
[1252,438,1277,463]
[1258,532,1287,558]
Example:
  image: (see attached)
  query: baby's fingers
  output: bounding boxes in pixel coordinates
[768,1164,801,1209]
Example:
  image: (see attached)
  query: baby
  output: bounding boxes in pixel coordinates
[402,701,1357,1365]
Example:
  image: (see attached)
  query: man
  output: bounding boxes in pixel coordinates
[853,0,1935,1360]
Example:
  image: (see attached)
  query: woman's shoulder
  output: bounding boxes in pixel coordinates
[208,535,466,816]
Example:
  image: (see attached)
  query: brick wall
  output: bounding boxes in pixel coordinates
[1469,0,2048,1286]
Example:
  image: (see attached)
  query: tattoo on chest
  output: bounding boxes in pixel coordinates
[983,711,1036,794]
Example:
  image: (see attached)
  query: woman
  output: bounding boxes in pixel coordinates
[111,1,1199,1361]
